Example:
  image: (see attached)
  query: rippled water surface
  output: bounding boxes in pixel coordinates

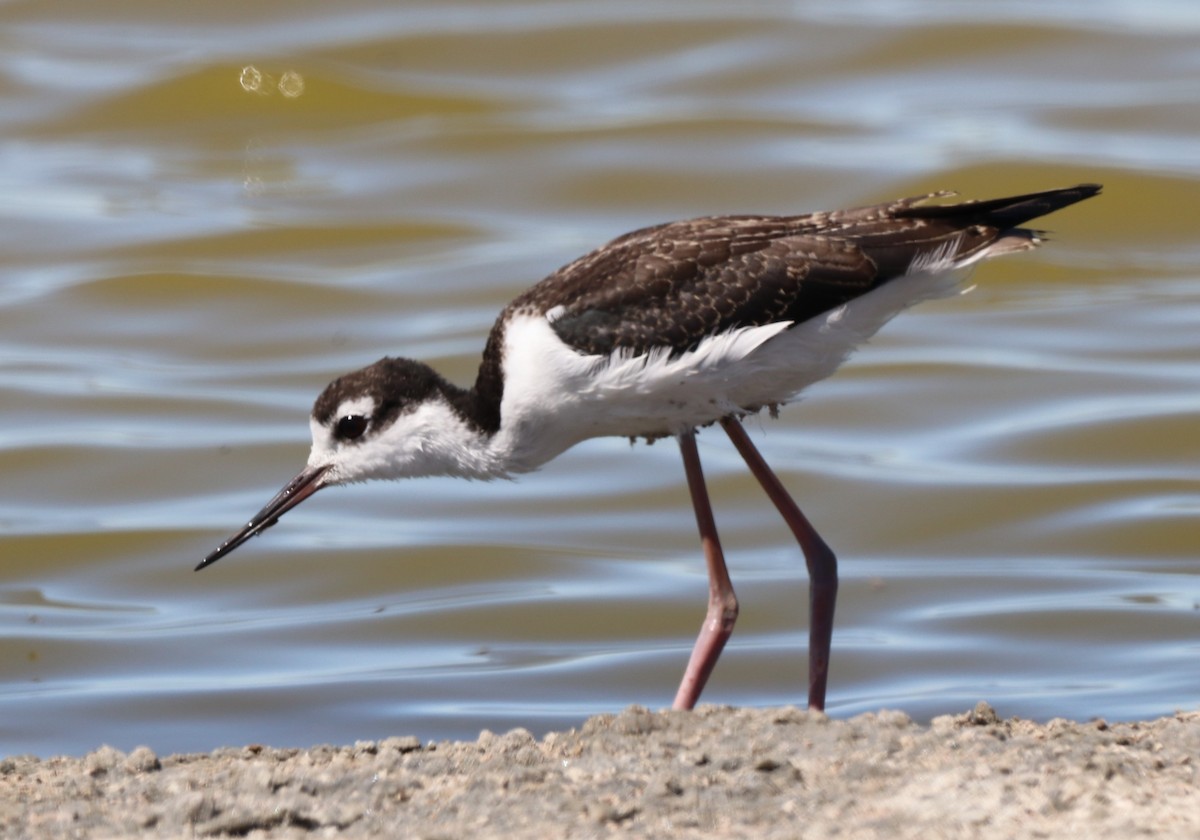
[1,1,1198,757]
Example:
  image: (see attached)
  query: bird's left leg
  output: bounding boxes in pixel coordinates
[720,416,838,711]
[672,427,739,710]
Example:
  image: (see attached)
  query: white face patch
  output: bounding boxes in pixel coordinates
[307,395,507,484]
[335,395,376,421]
[307,394,380,473]
[307,416,334,465]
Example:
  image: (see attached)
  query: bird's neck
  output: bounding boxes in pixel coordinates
[410,355,551,480]
[427,342,582,479]
[414,316,604,480]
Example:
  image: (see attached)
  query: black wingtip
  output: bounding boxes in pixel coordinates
[998,183,1103,227]
[899,183,1103,228]
[1055,182,1103,205]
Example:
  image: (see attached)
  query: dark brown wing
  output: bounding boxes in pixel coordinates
[466,184,1101,428]
[511,183,1100,356]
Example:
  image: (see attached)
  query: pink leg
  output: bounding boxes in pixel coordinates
[672,428,739,710]
[720,417,838,711]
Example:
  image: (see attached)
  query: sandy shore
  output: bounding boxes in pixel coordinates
[3,702,1198,838]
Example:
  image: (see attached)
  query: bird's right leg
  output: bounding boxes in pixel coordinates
[720,417,837,711]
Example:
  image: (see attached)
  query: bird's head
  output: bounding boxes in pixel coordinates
[197,357,481,570]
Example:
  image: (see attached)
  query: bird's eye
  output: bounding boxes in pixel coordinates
[336,414,369,441]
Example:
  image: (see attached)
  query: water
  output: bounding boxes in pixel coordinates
[0,1,1197,757]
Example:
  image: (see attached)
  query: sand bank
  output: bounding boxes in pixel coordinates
[3,702,1198,838]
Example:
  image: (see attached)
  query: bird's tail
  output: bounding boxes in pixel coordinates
[901,183,1102,264]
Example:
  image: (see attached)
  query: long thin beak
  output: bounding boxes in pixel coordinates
[197,463,331,571]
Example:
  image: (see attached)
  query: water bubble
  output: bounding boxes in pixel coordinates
[239,65,263,93]
[278,71,305,99]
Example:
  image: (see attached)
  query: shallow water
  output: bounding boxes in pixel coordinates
[1,1,1197,757]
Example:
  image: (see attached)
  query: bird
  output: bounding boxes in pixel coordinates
[199,183,1101,712]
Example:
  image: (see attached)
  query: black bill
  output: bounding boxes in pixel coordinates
[197,463,331,571]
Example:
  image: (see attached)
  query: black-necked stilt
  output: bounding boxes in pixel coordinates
[199,184,1100,711]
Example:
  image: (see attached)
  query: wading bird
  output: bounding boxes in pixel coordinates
[200,183,1100,711]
